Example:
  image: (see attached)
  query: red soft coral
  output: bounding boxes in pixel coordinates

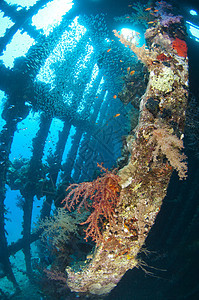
[156,53,172,61]
[61,163,120,244]
[172,38,187,58]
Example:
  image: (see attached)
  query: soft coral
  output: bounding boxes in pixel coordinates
[172,37,187,58]
[61,163,120,244]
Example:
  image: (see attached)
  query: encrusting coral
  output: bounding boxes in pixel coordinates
[55,1,189,296]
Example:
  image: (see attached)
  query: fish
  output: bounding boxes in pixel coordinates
[107,48,111,52]
[113,113,120,118]
[130,70,135,76]
[145,7,152,11]
[127,67,130,72]
[154,9,159,12]
[113,95,117,99]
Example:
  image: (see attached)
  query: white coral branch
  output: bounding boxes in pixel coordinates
[148,128,188,179]
[113,29,151,66]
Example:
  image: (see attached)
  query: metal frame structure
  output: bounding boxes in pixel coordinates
[0,0,129,295]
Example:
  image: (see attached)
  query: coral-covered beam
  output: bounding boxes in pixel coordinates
[65,3,188,296]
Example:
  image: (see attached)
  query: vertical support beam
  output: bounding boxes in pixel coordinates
[72,132,90,182]
[0,123,21,291]
[21,113,52,276]
[62,128,83,183]
[40,120,72,209]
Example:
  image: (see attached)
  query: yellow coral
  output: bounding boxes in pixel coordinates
[150,66,174,92]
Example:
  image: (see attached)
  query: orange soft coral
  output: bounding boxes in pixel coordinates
[156,53,172,61]
[172,37,187,58]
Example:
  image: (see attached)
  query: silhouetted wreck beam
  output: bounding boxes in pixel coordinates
[0,3,80,85]
[72,132,89,182]
[76,74,108,181]
[72,91,109,182]
[6,120,87,255]
[7,121,75,256]
[66,64,96,118]
[0,191,20,292]
[73,121,114,184]
[0,79,32,288]
[20,114,52,277]
[62,128,83,184]
[48,32,95,119]
[78,100,118,183]
[79,130,115,182]
[0,0,51,54]
[71,84,104,182]
[40,120,72,210]
[90,87,107,123]
[7,231,42,257]
[33,73,106,132]
[0,108,27,291]
[81,69,104,120]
